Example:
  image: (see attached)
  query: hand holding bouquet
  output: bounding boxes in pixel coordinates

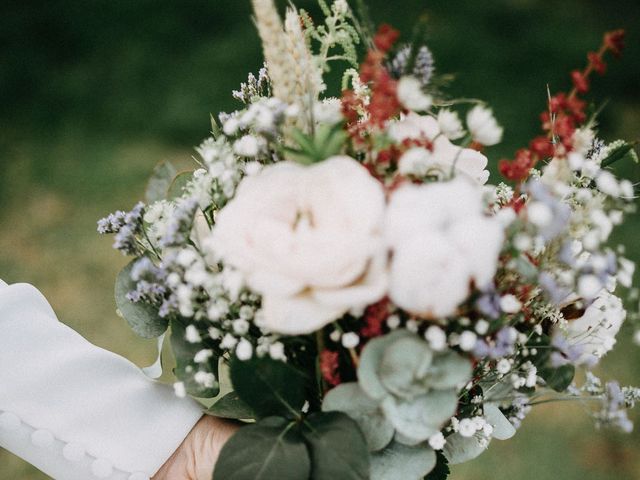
[99,1,639,478]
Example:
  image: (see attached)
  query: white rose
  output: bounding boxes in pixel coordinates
[466,105,503,146]
[389,113,489,184]
[211,156,388,334]
[563,290,626,366]
[386,178,504,317]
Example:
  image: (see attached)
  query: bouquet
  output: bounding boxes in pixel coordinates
[98,1,640,478]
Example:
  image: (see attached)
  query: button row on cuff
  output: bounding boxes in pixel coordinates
[0,410,150,480]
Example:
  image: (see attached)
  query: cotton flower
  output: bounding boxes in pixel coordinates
[388,113,490,184]
[211,156,387,335]
[386,178,504,318]
[466,105,503,146]
[437,109,465,140]
[397,76,432,111]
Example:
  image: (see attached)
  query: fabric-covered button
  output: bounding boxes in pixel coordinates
[0,412,21,431]
[31,429,55,448]
[128,473,150,480]
[62,442,86,462]
[91,458,114,478]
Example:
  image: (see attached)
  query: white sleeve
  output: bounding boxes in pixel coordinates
[0,281,203,480]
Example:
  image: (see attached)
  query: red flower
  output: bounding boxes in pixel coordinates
[320,350,341,386]
[499,149,536,182]
[588,51,607,75]
[373,24,400,53]
[604,29,626,57]
[530,136,554,159]
[571,70,589,94]
[361,297,390,338]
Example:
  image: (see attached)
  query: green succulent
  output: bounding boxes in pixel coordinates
[322,331,473,479]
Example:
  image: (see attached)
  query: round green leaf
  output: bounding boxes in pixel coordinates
[230,356,308,419]
[170,318,219,398]
[115,260,168,339]
[213,416,310,480]
[381,390,458,444]
[442,432,487,465]
[322,382,394,451]
[359,331,413,401]
[484,404,516,440]
[302,411,370,480]
[145,160,177,203]
[379,336,433,400]
[371,441,436,480]
[207,391,256,420]
[423,351,473,391]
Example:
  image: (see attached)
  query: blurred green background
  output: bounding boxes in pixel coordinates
[0,0,639,478]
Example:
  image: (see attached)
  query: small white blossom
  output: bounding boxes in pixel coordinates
[236,338,253,361]
[194,371,217,388]
[466,105,503,146]
[475,319,489,335]
[185,325,202,343]
[437,109,465,140]
[459,331,478,351]
[341,332,360,349]
[425,326,447,351]
[233,135,261,157]
[497,358,512,374]
[500,294,522,314]
[458,418,477,437]
[194,349,213,364]
[269,342,287,361]
[428,432,446,450]
[387,315,401,330]
[397,76,432,111]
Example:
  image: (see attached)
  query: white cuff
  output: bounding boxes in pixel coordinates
[0,282,203,479]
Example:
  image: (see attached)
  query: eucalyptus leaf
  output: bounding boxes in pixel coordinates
[379,336,433,399]
[230,355,308,419]
[381,390,458,444]
[145,160,177,203]
[359,330,413,401]
[167,171,195,199]
[370,441,436,480]
[442,433,487,465]
[422,351,472,391]
[322,382,394,451]
[600,141,638,168]
[170,318,219,398]
[115,260,168,339]
[302,411,370,480]
[484,404,516,440]
[207,391,256,420]
[540,364,575,392]
[213,416,310,480]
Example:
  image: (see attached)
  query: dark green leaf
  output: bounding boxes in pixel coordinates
[424,450,450,480]
[115,260,168,339]
[207,391,256,420]
[213,416,310,480]
[145,160,177,203]
[230,355,308,418]
[302,411,370,480]
[600,141,638,168]
[540,364,575,392]
[167,171,194,199]
[170,318,220,398]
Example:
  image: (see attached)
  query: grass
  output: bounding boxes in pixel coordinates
[0,0,639,478]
